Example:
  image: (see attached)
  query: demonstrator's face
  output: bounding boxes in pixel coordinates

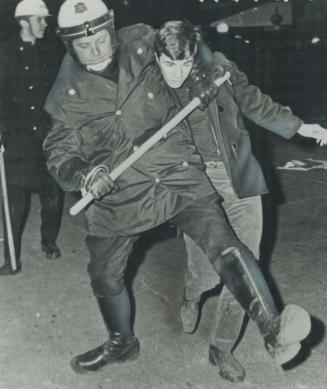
[72,30,113,72]
[157,53,194,89]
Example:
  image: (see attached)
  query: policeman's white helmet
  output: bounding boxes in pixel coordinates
[14,0,50,17]
[57,0,114,41]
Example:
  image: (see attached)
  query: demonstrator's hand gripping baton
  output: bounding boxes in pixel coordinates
[70,72,231,216]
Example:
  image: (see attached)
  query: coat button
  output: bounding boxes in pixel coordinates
[68,89,76,95]
[116,110,122,116]
[28,85,34,90]
[182,161,189,167]
[30,105,35,110]
[137,48,143,55]
[147,92,154,99]
[154,177,160,184]
[24,66,29,70]
[33,126,37,131]
[19,46,24,51]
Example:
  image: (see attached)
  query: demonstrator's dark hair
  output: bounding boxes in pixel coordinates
[154,20,202,60]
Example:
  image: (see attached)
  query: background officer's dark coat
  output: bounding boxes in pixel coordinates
[44,24,214,237]
[0,33,61,189]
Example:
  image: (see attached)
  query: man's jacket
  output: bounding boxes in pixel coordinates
[44,24,214,237]
[0,34,61,188]
[184,49,302,198]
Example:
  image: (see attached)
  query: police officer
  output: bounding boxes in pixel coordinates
[44,0,311,374]
[0,0,64,275]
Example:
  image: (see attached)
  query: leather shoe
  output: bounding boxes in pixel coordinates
[70,332,140,373]
[41,242,61,260]
[179,296,200,334]
[0,262,22,276]
[209,345,245,383]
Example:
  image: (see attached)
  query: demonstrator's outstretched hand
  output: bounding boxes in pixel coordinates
[297,123,327,146]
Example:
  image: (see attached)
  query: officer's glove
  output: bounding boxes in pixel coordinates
[81,165,117,200]
[187,64,219,110]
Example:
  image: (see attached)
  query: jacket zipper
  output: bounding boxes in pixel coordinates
[209,100,233,180]
[210,121,220,154]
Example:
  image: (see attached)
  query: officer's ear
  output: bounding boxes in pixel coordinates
[17,18,29,30]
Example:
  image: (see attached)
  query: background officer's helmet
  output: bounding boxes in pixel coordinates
[14,0,50,18]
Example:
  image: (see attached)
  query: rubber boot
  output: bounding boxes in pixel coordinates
[70,288,139,373]
[214,246,311,365]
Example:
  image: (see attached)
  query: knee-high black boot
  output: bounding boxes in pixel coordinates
[214,246,311,365]
[70,288,139,373]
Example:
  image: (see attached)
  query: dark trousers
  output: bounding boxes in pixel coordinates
[2,183,64,264]
[86,193,239,297]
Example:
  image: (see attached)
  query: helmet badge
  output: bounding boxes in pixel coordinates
[74,2,88,14]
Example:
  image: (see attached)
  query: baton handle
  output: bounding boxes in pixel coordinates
[70,192,94,216]
[0,146,17,270]
[69,72,231,216]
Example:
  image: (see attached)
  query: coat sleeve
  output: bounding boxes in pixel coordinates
[43,54,96,192]
[214,52,302,139]
[43,120,93,192]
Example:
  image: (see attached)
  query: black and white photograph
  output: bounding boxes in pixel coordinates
[0,0,326,388]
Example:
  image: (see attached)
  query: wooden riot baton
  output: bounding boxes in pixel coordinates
[0,145,17,271]
[70,72,231,216]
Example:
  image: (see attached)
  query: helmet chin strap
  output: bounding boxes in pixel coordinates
[86,58,111,72]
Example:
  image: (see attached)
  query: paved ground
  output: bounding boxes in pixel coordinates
[0,133,326,389]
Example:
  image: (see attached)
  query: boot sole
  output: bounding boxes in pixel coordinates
[278,304,311,345]
[272,304,311,365]
[274,342,301,365]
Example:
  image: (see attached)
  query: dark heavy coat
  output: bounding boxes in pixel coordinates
[188,49,302,198]
[0,34,61,189]
[44,24,214,237]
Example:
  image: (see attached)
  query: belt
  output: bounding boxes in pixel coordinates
[205,161,222,168]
